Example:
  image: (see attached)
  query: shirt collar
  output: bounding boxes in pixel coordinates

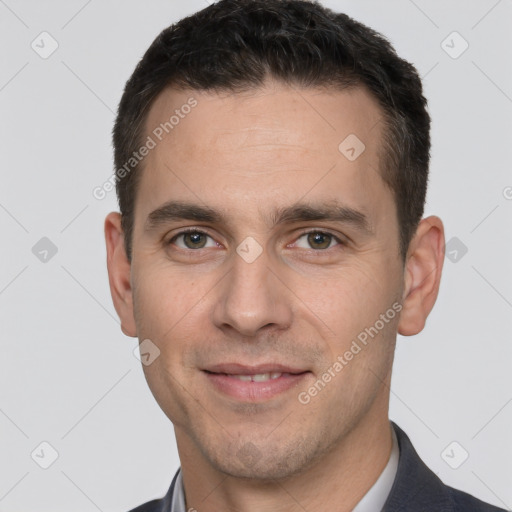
[352,423,400,512]
[170,469,186,512]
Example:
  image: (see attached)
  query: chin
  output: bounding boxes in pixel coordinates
[201,434,319,482]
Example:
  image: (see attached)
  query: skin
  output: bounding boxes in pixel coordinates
[105,80,444,512]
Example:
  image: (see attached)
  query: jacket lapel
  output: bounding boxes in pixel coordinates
[382,422,452,511]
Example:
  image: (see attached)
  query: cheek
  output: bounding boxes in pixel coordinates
[131,263,210,345]
[292,262,398,342]
[133,266,211,422]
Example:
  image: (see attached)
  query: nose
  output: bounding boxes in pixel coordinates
[212,247,293,338]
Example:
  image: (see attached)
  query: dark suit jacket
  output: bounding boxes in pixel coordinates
[129,422,507,511]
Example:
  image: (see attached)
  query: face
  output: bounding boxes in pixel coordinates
[122,81,407,479]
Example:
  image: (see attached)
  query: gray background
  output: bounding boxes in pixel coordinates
[0,0,511,510]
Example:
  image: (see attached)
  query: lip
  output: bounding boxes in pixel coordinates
[203,363,310,402]
[204,363,307,375]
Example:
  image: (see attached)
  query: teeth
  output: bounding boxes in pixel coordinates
[252,373,271,382]
[230,372,283,382]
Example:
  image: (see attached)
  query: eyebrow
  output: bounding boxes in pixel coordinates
[270,203,372,234]
[145,202,222,231]
[145,200,372,235]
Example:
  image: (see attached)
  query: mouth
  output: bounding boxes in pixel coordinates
[213,371,287,382]
[202,363,311,402]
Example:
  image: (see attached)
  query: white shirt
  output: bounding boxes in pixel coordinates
[170,425,399,512]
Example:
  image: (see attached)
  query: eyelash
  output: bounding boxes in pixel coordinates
[294,229,344,249]
[167,228,345,250]
[167,228,218,249]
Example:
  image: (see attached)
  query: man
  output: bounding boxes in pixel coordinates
[104,0,506,510]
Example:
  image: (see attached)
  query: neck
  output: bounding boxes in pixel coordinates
[175,404,393,512]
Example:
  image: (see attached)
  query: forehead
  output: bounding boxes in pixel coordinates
[135,81,393,230]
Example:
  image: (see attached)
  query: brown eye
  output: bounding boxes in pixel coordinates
[306,232,334,250]
[170,230,216,250]
[292,230,342,251]
[183,232,207,248]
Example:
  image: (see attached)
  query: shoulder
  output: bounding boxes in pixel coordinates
[126,470,179,512]
[447,486,508,512]
[385,422,507,512]
[127,498,164,512]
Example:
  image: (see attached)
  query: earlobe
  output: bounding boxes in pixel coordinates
[104,212,138,337]
[398,216,445,337]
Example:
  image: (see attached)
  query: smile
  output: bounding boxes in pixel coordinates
[226,372,283,382]
[203,365,310,402]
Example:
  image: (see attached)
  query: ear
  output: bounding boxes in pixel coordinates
[104,212,137,337]
[398,216,445,336]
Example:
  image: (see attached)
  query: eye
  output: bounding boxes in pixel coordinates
[169,230,218,250]
[294,231,341,250]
